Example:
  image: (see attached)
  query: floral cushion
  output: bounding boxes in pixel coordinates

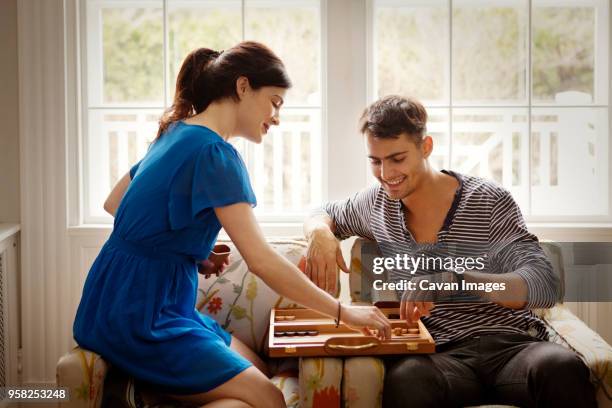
[299,357,343,408]
[196,239,310,354]
[271,370,300,408]
[343,357,385,408]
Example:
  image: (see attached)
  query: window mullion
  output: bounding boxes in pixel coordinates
[448,0,453,170]
[163,0,169,109]
[527,0,532,216]
[240,0,252,176]
[241,0,246,40]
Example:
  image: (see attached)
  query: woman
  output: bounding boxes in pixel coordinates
[73,41,391,408]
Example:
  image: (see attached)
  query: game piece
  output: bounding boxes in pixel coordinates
[285,315,296,321]
[297,331,307,336]
[274,331,285,337]
[393,327,403,336]
[307,330,319,336]
[408,328,419,334]
[275,316,286,321]
[284,331,296,336]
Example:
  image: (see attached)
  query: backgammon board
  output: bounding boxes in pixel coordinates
[267,304,435,357]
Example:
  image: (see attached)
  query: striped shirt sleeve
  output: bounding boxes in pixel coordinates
[489,191,560,308]
[322,185,378,241]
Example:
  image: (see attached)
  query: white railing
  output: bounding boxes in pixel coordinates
[242,108,322,216]
[86,108,322,221]
[86,107,606,220]
[437,107,606,215]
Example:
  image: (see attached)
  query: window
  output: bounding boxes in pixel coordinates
[373,0,610,219]
[82,0,322,223]
[79,0,610,225]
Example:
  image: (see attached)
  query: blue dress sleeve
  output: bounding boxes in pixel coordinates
[129,160,142,179]
[167,141,256,230]
[191,142,257,214]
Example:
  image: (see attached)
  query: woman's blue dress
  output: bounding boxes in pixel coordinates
[73,122,256,394]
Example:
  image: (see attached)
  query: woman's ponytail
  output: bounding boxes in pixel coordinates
[155,41,291,140]
[156,48,220,139]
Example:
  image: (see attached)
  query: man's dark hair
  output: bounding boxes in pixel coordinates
[359,95,428,143]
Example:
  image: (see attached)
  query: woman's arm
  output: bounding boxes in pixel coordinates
[103,171,132,216]
[215,202,392,339]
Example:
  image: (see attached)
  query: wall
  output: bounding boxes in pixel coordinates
[0,0,20,223]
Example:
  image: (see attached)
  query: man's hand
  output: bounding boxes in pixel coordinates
[303,228,349,294]
[400,272,460,324]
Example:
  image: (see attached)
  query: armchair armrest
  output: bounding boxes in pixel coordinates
[538,304,612,406]
[57,347,108,408]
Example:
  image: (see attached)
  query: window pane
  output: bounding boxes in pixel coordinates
[247,109,322,215]
[532,3,595,104]
[425,108,450,171]
[531,107,608,216]
[374,0,449,103]
[451,108,529,209]
[244,0,321,106]
[452,0,527,103]
[86,109,161,220]
[167,0,242,103]
[97,3,164,104]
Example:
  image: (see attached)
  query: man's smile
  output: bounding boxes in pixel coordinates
[384,176,406,186]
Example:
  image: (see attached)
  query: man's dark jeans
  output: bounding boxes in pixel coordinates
[383,333,596,408]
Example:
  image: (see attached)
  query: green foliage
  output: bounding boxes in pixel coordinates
[102,4,594,105]
[376,5,595,103]
[100,4,320,106]
[167,8,242,99]
[102,8,164,103]
[532,7,594,102]
[245,6,320,104]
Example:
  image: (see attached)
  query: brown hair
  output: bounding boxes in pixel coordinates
[359,95,428,144]
[156,41,292,139]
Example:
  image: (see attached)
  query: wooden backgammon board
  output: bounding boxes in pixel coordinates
[267,304,435,357]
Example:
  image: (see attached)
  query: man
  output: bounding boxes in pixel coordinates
[303,96,596,407]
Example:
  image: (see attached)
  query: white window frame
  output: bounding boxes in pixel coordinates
[368,0,612,223]
[72,0,330,228]
[66,0,612,236]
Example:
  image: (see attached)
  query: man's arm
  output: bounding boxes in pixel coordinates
[401,189,558,323]
[303,211,348,293]
[303,209,337,243]
[402,241,555,323]
[303,186,379,293]
[463,268,529,309]
[484,191,560,309]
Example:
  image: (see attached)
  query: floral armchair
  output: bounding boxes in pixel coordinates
[57,238,612,408]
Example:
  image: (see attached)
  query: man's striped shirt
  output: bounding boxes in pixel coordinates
[324,170,560,345]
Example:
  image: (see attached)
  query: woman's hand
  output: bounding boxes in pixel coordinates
[198,244,231,278]
[341,304,392,340]
[304,228,349,294]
